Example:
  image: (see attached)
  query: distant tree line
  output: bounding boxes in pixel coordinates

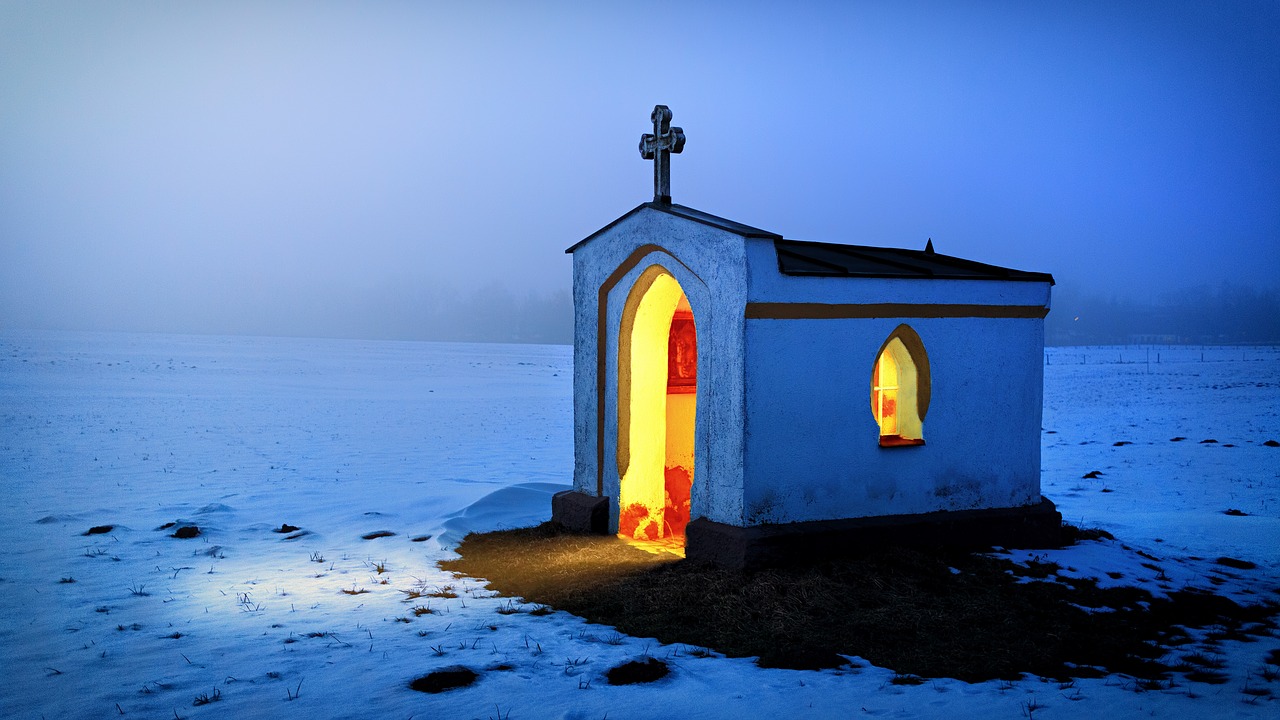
[445,281,1280,348]
[1047,283,1280,346]
[399,281,1280,347]
[270,283,573,345]
[375,284,573,345]
[276,280,1276,347]
[422,285,573,344]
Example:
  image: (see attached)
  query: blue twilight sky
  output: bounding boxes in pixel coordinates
[1,1,1277,339]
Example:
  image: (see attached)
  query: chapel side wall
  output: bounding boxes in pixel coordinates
[741,312,1045,524]
[576,208,750,528]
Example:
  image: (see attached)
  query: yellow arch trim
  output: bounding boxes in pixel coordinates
[593,245,701,494]
[616,265,682,478]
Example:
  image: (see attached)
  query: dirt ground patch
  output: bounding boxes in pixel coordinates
[441,523,1279,681]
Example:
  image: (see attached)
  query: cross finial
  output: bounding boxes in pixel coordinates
[639,105,685,204]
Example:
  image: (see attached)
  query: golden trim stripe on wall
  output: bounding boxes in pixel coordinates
[744,303,1049,320]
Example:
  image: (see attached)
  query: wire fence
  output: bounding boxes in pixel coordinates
[1045,345,1280,366]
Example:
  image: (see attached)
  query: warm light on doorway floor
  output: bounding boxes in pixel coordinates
[619,535,685,558]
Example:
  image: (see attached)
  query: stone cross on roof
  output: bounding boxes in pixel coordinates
[639,105,685,205]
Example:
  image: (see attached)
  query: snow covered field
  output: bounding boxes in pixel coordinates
[0,331,1276,719]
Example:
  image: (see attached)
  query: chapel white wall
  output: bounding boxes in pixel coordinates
[741,312,1046,524]
[570,207,751,528]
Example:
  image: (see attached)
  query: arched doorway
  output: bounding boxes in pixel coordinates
[617,266,697,550]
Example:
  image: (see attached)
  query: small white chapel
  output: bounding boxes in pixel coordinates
[551,106,1061,568]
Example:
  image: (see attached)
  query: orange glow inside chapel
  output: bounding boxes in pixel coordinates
[617,278,695,554]
[872,336,925,447]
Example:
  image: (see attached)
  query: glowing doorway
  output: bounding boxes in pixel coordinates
[617,267,696,554]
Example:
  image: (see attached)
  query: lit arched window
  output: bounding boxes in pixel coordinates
[871,325,929,447]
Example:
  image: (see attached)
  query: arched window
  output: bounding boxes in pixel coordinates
[871,325,929,447]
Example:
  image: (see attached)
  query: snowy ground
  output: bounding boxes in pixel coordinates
[0,331,1276,719]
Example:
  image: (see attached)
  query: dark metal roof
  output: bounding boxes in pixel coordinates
[775,238,1054,284]
[566,202,781,254]
[567,203,1053,284]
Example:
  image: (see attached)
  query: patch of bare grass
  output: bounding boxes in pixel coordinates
[606,657,668,685]
[441,522,1280,681]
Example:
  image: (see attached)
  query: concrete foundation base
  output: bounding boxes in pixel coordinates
[550,490,610,534]
[685,498,1063,570]
[550,491,1062,571]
